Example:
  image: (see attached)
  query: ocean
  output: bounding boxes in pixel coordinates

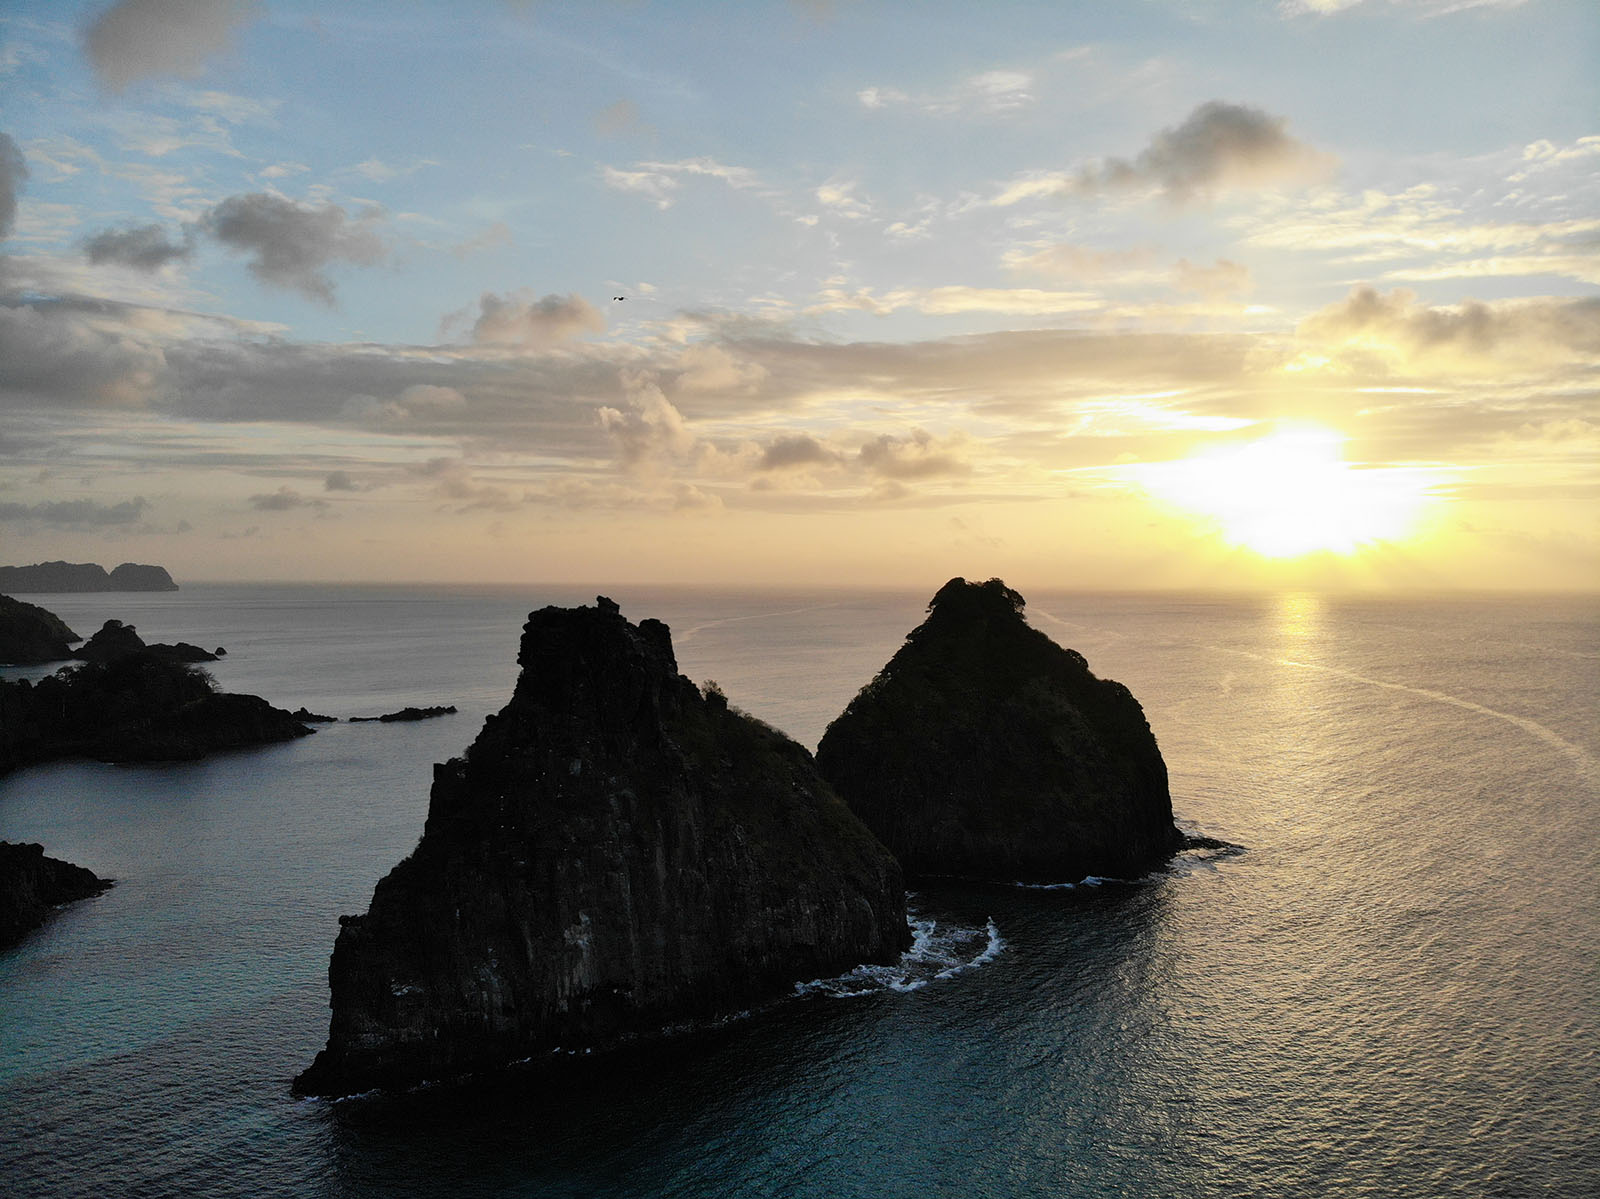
[1,583,1596,1198]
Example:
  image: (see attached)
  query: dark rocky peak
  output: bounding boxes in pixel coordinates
[817,577,1179,883]
[73,619,146,663]
[924,575,1026,622]
[296,598,908,1096]
[73,619,218,666]
[0,594,80,665]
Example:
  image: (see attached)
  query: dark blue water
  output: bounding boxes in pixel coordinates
[3,586,1596,1197]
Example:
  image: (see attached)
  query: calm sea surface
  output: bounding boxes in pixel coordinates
[1,584,1596,1198]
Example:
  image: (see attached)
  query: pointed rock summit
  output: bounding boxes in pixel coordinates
[296,597,908,1097]
[816,577,1181,883]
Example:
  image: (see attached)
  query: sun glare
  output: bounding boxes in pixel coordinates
[1137,425,1431,558]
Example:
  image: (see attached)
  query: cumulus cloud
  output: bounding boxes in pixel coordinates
[1,131,26,241]
[460,290,605,347]
[597,374,696,470]
[759,433,840,471]
[857,429,970,479]
[997,101,1334,206]
[672,342,768,394]
[82,0,260,92]
[248,486,328,512]
[83,223,192,271]
[406,456,520,511]
[323,470,359,491]
[0,496,149,525]
[203,192,386,303]
[1299,286,1600,370]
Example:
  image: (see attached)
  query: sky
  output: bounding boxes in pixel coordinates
[0,0,1596,592]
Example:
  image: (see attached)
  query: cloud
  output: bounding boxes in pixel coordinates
[82,0,260,92]
[83,223,192,271]
[248,486,328,512]
[815,179,871,218]
[996,101,1334,206]
[323,470,359,491]
[342,383,468,428]
[462,290,605,347]
[1299,286,1600,372]
[672,342,768,394]
[1003,243,1158,281]
[806,284,1100,317]
[594,99,651,139]
[759,434,840,471]
[857,429,970,479]
[597,374,696,470]
[0,496,150,526]
[406,456,520,511]
[203,192,386,303]
[0,131,26,241]
[858,69,1035,116]
[451,221,513,259]
[602,158,758,208]
[0,299,169,407]
[1174,258,1252,298]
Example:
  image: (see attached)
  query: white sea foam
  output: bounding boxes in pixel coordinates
[793,911,1004,999]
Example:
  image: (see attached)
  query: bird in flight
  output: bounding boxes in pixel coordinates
[612,295,625,301]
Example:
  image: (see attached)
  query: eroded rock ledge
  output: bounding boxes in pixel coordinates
[295,597,908,1097]
[816,577,1181,883]
[0,842,113,949]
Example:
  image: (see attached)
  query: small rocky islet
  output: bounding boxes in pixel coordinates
[298,580,1182,1096]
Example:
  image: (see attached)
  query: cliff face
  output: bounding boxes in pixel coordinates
[296,598,908,1097]
[815,577,1181,883]
[0,561,178,593]
[0,594,80,665]
[0,841,112,948]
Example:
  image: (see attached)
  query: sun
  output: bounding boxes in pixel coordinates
[1136,424,1431,558]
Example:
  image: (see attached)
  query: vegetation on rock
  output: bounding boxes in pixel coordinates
[816,577,1181,883]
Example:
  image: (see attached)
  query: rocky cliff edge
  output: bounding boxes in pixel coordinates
[295,597,908,1097]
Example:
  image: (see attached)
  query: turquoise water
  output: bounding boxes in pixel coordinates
[2,585,1596,1197]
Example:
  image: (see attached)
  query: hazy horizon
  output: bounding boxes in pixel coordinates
[2,1,1596,594]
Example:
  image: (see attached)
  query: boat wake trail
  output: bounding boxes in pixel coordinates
[1207,643,1600,786]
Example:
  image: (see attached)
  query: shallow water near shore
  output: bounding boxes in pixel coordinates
[2,584,1596,1197]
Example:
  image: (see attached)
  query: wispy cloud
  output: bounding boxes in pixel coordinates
[858,68,1035,116]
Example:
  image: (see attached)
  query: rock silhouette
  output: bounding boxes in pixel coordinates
[0,652,311,775]
[816,577,1181,883]
[296,597,908,1096]
[0,842,112,948]
[0,561,178,593]
[72,619,219,665]
[0,594,80,665]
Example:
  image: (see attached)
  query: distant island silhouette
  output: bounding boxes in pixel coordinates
[0,561,179,593]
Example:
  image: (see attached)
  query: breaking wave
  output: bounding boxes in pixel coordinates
[794,909,1004,999]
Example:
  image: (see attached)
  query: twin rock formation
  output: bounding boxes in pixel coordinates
[297,579,1177,1096]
